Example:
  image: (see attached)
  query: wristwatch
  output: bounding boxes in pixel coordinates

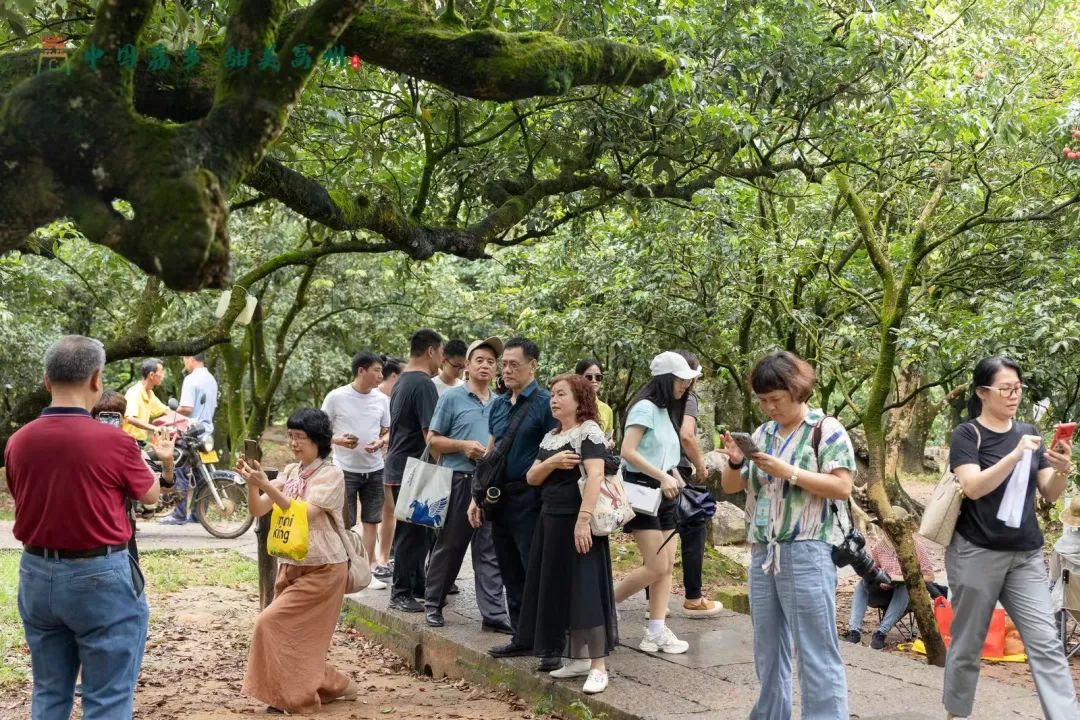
[787,469,800,487]
[728,456,745,470]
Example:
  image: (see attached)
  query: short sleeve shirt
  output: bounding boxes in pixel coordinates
[488,380,558,485]
[678,392,700,469]
[949,420,1049,551]
[123,383,169,442]
[5,407,155,549]
[536,421,607,514]
[429,384,493,473]
[742,410,857,544]
[179,367,218,433]
[274,462,347,566]
[596,400,614,436]
[431,375,464,397]
[623,400,681,474]
[321,384,391,473]
[384,371,439,486]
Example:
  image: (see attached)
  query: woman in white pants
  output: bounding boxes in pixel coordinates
[945,356,1077,719]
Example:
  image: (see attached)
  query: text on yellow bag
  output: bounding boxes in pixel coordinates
[267,499,309,561]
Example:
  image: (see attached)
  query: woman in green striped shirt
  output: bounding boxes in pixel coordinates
[720,351,856,720]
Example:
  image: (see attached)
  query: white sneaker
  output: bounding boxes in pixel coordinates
[639,625,689,654]
[582,669,608,694]
[366,577,388,590]
[549,659,591,678]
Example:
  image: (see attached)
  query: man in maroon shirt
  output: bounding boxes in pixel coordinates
[5,335,159,719]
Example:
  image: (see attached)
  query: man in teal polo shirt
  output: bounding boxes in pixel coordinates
[424,337,511,631]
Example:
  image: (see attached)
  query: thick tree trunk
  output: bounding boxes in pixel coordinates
[900,388,937,474]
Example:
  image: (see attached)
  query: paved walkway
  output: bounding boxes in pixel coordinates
[0,519,257,558]
[343,557,1046,720]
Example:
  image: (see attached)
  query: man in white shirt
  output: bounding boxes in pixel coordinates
[321,350,391,587]
[431,339,466,396]
[177,354,218,434]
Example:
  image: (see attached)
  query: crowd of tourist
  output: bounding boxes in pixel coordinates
[4,333,1077,719]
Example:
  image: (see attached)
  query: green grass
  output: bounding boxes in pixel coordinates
[0,551,24,687]
[137,549,257,593]
[0,549,256,688]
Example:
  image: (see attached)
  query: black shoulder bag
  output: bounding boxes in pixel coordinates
[472,394,532,507]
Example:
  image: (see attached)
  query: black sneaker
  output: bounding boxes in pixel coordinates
[448,583,460,595]
[425,609,445,627]
[870,630,887,650]
[389,597,423,613]
[488,641,532,658]
[845,629,862,644]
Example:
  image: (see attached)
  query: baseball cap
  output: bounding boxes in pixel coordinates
[649,351,702,380]
[467,336,504,360]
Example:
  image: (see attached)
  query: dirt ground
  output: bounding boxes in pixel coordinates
[0,585,540,720]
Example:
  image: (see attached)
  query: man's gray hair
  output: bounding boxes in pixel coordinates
[140,358,163,379]
[44,335,106,384]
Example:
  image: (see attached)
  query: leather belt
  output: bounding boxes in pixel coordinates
[24,543,128,559]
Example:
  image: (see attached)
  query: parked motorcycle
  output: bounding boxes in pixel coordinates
[141,409,253,539]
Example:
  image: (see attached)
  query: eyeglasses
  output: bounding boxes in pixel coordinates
[501,360,525,371]
[448,362,466,371]
[980,384,1027,398]
[584,373,603,382]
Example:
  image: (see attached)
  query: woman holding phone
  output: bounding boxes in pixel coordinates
[235,408,357,714]
[943,356,1077,719]
[720,351,856,719]
[613,351,700,655]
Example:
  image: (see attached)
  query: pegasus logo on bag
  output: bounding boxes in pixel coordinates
[408,497,449,527]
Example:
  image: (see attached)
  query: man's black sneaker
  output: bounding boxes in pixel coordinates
[488,641,531,658]
[482,619,514,635]
[448,583,460,595]
[845,629,861,644]
[389,597,423,613]
[870,631,887,650]
[426,609,445,627]
[537,656,561,672]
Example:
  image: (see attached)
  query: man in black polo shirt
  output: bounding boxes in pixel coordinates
[6,335,159,719]
[469,337,557,661]
[384,328,443,612]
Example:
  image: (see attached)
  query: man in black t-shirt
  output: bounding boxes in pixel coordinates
[385,329,443,612]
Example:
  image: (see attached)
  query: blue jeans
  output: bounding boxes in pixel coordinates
[749,540,848,720]
[18,549,150,719]
[170,465,192,519]
[848,580,910,635]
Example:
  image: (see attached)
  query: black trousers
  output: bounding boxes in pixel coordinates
[389,484,434,603]
[676,466,709,600]
[425,472,509,624]
[490,489,540,635]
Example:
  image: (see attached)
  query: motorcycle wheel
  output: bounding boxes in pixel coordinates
[193,471,254,539]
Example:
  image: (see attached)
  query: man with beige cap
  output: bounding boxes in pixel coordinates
[424,337,511,631]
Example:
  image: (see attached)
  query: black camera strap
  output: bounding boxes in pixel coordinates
[811,416,854,535]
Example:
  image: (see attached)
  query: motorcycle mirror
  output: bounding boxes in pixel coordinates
[167,398,179,410]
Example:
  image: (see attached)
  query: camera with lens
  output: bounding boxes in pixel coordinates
[831,528,891,586]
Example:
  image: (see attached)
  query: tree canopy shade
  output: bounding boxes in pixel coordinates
[0,0,673,290]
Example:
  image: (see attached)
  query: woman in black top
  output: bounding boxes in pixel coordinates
[517,374,617,695]
[944,356,1077,719]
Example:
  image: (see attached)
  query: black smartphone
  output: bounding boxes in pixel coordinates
[731,432,763,457]
[244,439,261,464]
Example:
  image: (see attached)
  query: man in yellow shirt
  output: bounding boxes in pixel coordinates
[124,358,169,442]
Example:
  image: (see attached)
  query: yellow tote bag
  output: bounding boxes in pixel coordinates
[267,500,309,561]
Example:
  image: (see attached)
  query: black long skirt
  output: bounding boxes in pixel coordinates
[516,512,619,659]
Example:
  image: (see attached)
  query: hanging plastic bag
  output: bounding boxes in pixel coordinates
[267,499,309,561]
